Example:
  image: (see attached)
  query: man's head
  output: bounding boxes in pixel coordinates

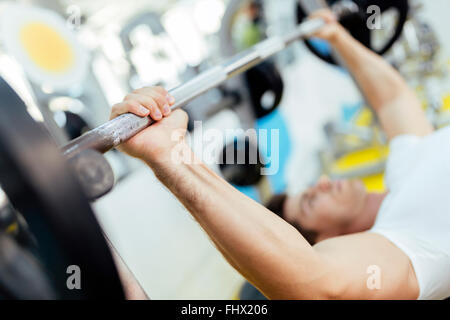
[267,176,368,244]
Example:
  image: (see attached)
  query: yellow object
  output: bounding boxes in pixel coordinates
[333,146,389,172]
[442,94,450,112]
[6,222,18,235]
[354,108,373,127]
[342,134,365,147]
[330,146,389,193]
[20,22,74,73]
[422,100,428,111]
[361,173,385,193]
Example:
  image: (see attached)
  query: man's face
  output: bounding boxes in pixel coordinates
[288,176,367,233]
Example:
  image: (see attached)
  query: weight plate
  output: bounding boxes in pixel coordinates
[297,0,409,65]
[0,234,55,299]
[0,77,124,299]
[219,137,265,186]
[244,61,284,118]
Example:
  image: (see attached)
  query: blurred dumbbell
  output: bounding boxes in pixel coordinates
[244,61,284,119]
[219,137,272,203]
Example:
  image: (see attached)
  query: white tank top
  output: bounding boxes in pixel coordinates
[370,127,450,299]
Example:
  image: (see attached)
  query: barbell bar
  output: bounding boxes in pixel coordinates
[61,17,328,158]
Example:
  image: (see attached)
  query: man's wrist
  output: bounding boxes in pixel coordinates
[331,25,354,50]
[329,25,350,48]
[144,141,194,172]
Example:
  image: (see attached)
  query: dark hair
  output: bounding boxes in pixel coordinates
[265,194,318,245]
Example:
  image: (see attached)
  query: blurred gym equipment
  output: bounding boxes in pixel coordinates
[219,136,273,203]
[219,0,285,124]
[0,77,124,299]
[0,188,35,248]
[297,0,409,65]
[119,11,186,91]
[0,4,89,91]
[0,234,55,299]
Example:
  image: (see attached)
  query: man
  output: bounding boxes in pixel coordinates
[111,10,450,299]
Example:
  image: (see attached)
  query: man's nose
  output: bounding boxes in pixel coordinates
[317,176,332,191]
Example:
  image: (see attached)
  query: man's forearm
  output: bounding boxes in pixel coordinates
[147,145,333,299]
[328,28,433,138]
[331,29,413,111]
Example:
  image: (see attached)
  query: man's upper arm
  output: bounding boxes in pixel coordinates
[376,90,434,141]
[314,232,419,299]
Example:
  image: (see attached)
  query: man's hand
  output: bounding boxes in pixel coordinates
[309,9,347,44]
[110,86,189,165]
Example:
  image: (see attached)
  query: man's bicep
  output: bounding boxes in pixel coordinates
[314,232,419,299]
[377,92,434,140]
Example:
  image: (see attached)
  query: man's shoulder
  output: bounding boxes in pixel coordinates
[313,232,419,299]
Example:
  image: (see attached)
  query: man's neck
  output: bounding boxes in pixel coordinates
[316,193,387,242]
[342,192,387,235]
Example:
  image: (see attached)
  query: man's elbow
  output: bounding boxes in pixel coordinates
[286,273,350,300]
[308,266,352,300]
[319,281,349,300]
[372,84,417,114]
[296,280,348,300]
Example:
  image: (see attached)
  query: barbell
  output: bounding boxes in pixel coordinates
[63,0,408,201]
[59,14,330,201]
[63,0,410,160]
[61,18,327,159]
